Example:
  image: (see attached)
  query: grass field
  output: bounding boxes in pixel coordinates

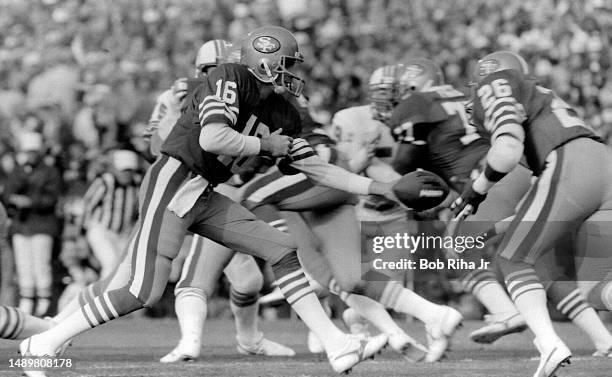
[0,317,610,377]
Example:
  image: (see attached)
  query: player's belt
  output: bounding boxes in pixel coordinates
[168,174,213,217]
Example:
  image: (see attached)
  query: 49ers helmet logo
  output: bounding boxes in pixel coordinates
[404,64,425,78]
[478,59,499,77]
[253,36,281,53]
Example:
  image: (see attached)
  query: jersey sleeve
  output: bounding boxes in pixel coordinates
[475,70,527,140]
[197,65,257,129]
[284,138,373,195]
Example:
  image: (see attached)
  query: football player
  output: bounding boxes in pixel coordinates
[146,39,294,362]
[389,57,612,353]
[451,50,612,377]
[384,59,529,342]
[238,129,458,363]
[20,26,395,375]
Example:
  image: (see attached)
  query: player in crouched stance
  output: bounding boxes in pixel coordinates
[451,51,612,377]
[19,26,390,376]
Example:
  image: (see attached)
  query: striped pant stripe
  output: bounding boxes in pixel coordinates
[500,150,562,263]
[176,235,205,290]
[129,156,185,301]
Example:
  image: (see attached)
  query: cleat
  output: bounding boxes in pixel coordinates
[237,333,296,357]
[388,332,428,363]
[19,337,53,377]
[327,333,388,374]
[469,312,528,344]
[532,338,572,377]
[355,333,388,361]
[307,331,325,354]
[593,345,612,357]
[425,306,463,362]
[159,342,200,363]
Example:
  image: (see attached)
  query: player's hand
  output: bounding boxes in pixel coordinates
[450,183,487,219]
[260,128,293,157]
[171,77,189,107]
[368,180,402,204]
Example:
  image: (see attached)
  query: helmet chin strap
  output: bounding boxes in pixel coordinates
[261,59,284,94]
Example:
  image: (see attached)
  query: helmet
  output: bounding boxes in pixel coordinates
[240,26,305,97]
[368,64,404,122]
[195,39,233,77]
[399,57,444,92]
[474,51,529,83]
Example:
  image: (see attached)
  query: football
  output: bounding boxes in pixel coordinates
[392,170,450,211]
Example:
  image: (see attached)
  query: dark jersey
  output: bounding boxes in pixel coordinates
[161,63,302,185]
[472,70,599,176]
[389,85,489,185]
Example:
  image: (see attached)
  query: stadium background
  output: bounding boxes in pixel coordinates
[0,0,612,319]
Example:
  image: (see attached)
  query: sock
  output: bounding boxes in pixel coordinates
[587,281,612,311]
[550,285,612,351]
[230,287,259,345]
[32,309,92,354]
[35,297,51,317]
[175,288,206,349]
[0,306,25,339]
[19,297,35,315]
[464,270,517,315]
[504,265,559,343]
[273,252,346,352]
[53,294,82,323]
[379,281,441,325]
[344,293,404,335]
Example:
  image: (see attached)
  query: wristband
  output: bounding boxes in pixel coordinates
[483,164,507,182]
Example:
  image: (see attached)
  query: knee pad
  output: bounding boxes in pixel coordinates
[226,257,264,296]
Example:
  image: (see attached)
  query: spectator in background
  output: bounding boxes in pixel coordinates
[0,203,14,306]
[4,131,63,316]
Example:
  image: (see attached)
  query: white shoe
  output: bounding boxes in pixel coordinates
[532,338,571,377]
[307,330,325,354]
[593,345,612,357]
[425,306,463,362]
[327,333,388,374]
[159,341,200,363]
[43,317,71,355]
[469,312,528,344]
[19,337,54,377]
[388,332,428,363]
[237,333,296,356]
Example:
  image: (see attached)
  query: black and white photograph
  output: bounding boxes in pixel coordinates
[1,0,612,376]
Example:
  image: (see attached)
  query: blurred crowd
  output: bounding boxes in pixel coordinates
[1,0,612,316]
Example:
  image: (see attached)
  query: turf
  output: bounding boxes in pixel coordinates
[0,317,609,376]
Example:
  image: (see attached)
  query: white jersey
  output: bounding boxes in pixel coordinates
[330,105,405,222]
[144,89,181,157]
